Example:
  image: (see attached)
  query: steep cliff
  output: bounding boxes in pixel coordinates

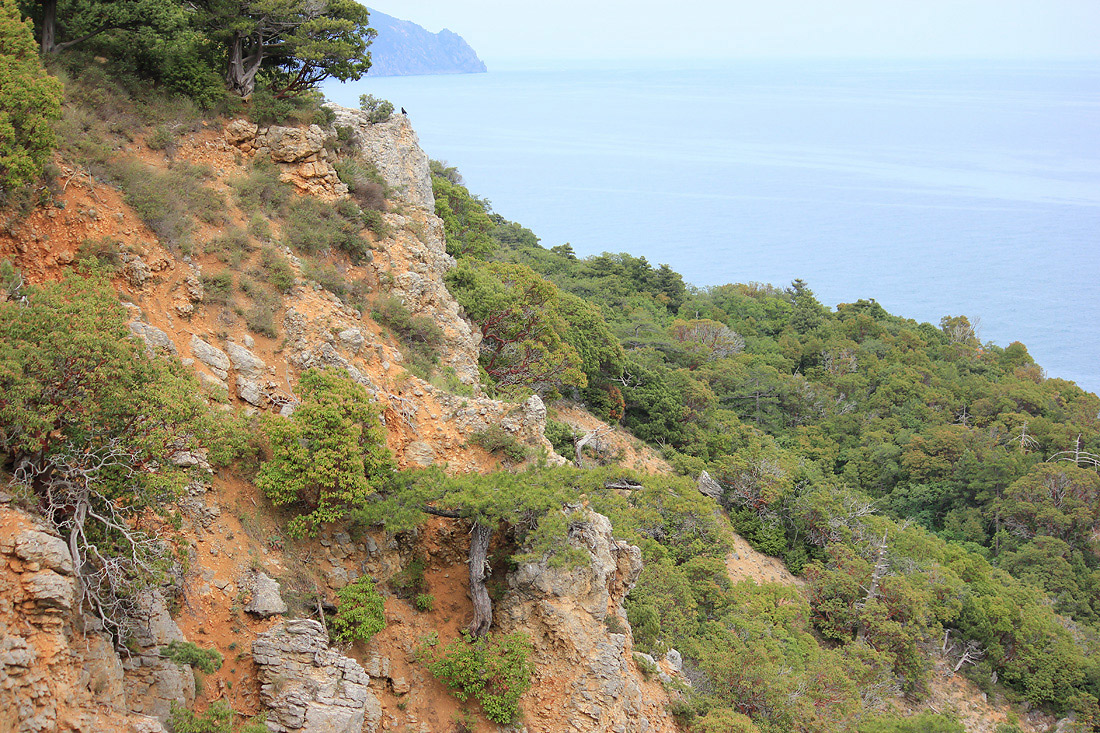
[0,104,679,732]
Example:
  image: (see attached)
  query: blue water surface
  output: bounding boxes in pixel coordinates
[325,60,1100,393]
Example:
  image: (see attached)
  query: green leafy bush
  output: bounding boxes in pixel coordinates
[231,162,293,215]
[359,94,394,123]
[371,295,443,377]
[427,631,532,724]
[0,0,62,201]
[160,640,223,674]
[284,196,370,262]
[390,552,429,598]
[414,593,434,612]
[202,271,234,306]
[168,701,266,733]
[256,368,393,537]
[108,158,225,249]
[259,246,296,293]
[469,425,529,464]
[331,576,386,644]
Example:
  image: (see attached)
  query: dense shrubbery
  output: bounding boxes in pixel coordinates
[256,368,392,537]
[331,576,386,644]
[160,640,223,673]
[426,631,532,724]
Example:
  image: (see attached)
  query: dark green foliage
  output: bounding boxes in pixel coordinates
[331,576,385,644]
[160,640,223,673]
[544,418,576,458]
[359,94,394,123]
[0,0,62,201]
[0,274,228,639]
[427,631,532,724]
[469,426,528,464]
[256,368,393,537]
[414,593,434,612]
[370,295,443,377]
[244,288,280,338]
[431,161,495,259]
[284,196,370,262]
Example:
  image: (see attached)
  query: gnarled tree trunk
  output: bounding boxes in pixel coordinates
[467,521,493,638]
[226,31,264,98]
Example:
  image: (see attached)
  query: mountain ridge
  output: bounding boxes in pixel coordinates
[366,8,487,77]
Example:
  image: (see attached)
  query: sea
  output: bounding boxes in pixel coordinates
[324,60,1100,394]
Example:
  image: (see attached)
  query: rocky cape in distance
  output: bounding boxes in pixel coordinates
[366,8,487,77]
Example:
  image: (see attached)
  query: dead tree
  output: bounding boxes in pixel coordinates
[421,505,495,638]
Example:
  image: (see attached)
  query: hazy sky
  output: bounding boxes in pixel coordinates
[365,1,1100,62]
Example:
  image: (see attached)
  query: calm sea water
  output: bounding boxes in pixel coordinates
[325,61,1100,394]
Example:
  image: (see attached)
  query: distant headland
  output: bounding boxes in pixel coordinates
[366,8,487,77]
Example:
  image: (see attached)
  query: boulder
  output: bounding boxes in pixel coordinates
[2,528,74,575]
[245,572,288,618]
[226,341,266,379]
[189,336,230,380]
[253,620,380,733]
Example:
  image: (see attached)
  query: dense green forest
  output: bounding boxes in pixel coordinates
[2,2,1099,729]
[435,164,1100,731]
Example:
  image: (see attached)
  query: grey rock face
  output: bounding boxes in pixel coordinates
[129,322,178,356]
[253,620,380,733]
[124,589,195,723]
[245,572,288,618]
[22,571,74,611]
[189,335,230,380]
[326,107,434,209]
[226,341,266,378]
[696,470,723,500]
[1,528,74,575]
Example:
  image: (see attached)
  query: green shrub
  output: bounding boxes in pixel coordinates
[256,368,392,537]
[250,85,325,126]
[202,271,234,306]
[284,196,370,262]
[359,94,394,124]
[231,162,292,215]
[245,289,280,338]
[75,237,124,272]
[160,640,223,674]
[248,214,273,242]
[470,425,529,464]
[300,257,347,299]
[633,652,658,680]
[414,593,434,612]
[334,157,387,211]
[108,158,225,249]
[331,576,386,644]
[167,700,266,733]
[204,228,252,267]
[0,0,63,201]
[427,631,532,724]
[371,295,443,378]
[259,246,296,293]
[390,552,428,598]
[544,418,575,458]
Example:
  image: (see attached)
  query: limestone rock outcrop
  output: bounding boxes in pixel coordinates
[225,120,347,198]
[324,108,433,209]
[0,507,170,733]
[500,508,676,733]
[252,619,381,733]
[245,572,287,618]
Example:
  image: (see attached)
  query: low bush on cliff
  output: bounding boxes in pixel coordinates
[427,631,532,724]
[256,368,393,537]
[331,576,386,644]
[160,640,223,674]
[371,295,443,378]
